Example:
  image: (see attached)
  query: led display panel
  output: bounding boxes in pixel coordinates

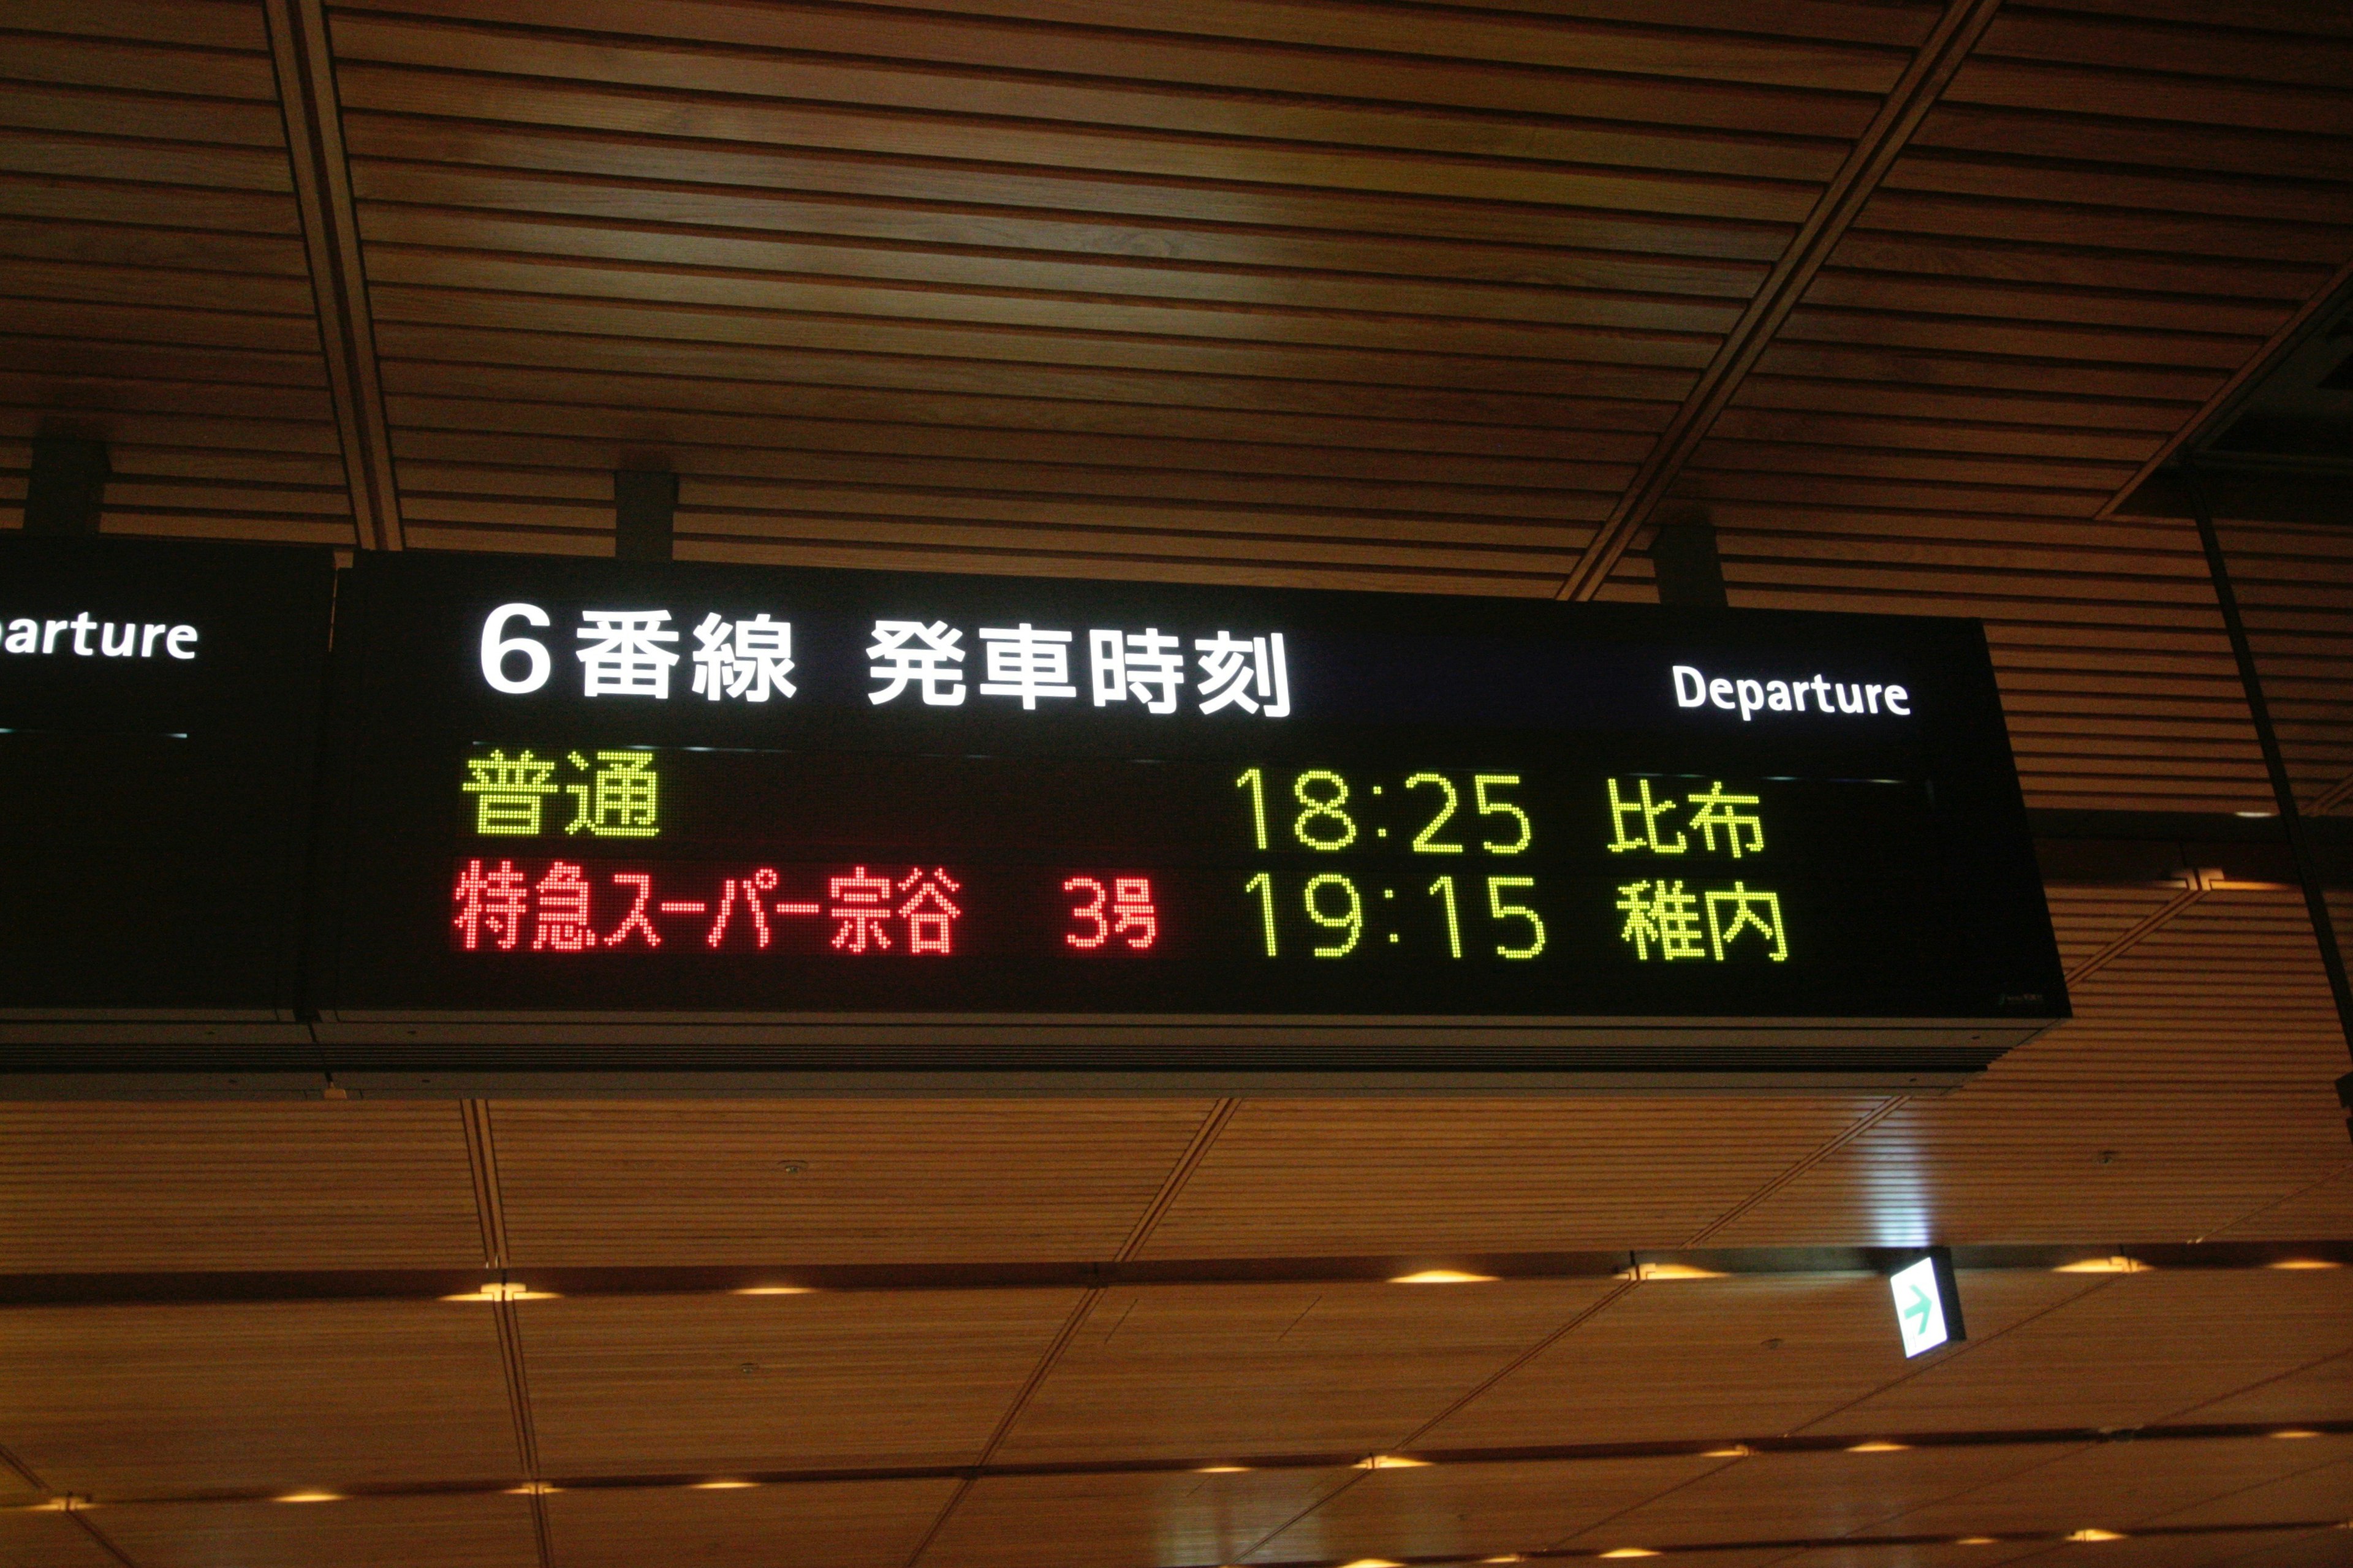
[316,553,2066,1083]
[0,536,335,1043]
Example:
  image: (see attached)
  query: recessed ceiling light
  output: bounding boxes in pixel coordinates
[2266,1259,2343,1270]
[1601,1549,1660,1559]
[1484,1556,1528,1564]
[2269,1430,2322,1440]
[273,1491,343,1504]
[1626,1262,1727,1281]
[505,1482,561,1496]
[730,1286,815,1296]
[1195,1465,1251,1474]
[690,1480,759,1490]
[2234,810,2276,818]
[1701,1445,1751,1458]
[1846,1441,1911,1453]
[2066,1529,2126,1542]
[1388,1269,1498,1284]
[1357,1455,1431,1469]
[1953,1537,1999,1546]
[2053,1256,2144,1274]
[440,1282,559,1302]
[1336,1558,1404,1568]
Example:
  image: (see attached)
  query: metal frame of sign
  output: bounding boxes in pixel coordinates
[0,536,336,1070]
[300,553,2064,1091]
[2,547,2067,1093]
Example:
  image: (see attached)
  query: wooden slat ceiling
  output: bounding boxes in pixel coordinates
[0,0,355,542]
[4,882,2350,1564]
[3,2,2352,1567]
[2,0,2349,812]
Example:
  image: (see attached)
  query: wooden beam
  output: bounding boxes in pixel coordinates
[1555,0,2007,602]
[262,0,404,551]
[461,1103,551,1567]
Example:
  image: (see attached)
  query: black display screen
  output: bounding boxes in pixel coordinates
[0,536,335,1022]
[317,553,2067,1079]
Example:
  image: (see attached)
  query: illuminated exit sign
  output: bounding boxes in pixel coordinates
[1891,1252,1966,1358]
[313,553,2067,1086]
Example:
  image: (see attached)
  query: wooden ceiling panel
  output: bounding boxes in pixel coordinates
[0,0,354,545]
[0,1102,485,1271]
[991,1279,1616,1464]
[2213,1168,2353,1243]
[89,1492,539,1568]
[1243,1455,1721,1564]
[2206,520,2353,815]
[1882,1436,2353,1536]
[1706,890,2353,1246]
[2000,1534,2338,1568]
[919,1468,1350,1568]
[1416,1270,2099,1451]
[1814,1268,2353,1437]
[2,7,2351,1564]
[358,0,1941,100]
[306,0,1956,583]
[542,1476,956,1568]
[1770,1547,2048,1568]
[2218,1531,2353,1568]
[0,1299,518,1496]
[2154,1456,2353,1529]
[487,1099,1213,1265]
[2042,883,2186,972]
[1136,1096,1886,1259]
[824,0,1951,55]
[1647,1,2353,812]
[1680,518,2268,816]
[1568,1444,2067,1547]
[0,1508,126,1568]
[520,1288,1082,1474]
[325,15,1849,208]
[2173,1349,2353,1428]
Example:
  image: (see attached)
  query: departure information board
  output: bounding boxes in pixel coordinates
[0,536,334,1036]
[317,554,2067,1082]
